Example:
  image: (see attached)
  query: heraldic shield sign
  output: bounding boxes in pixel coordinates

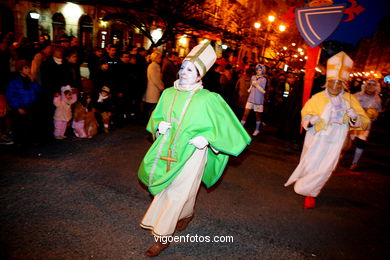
[296,4,346,47]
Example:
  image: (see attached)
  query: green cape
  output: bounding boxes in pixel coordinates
[138,87,251,195]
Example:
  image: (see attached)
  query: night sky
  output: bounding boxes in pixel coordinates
[327,0,390,45]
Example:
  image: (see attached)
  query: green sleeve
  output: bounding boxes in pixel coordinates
[203,93,251,156]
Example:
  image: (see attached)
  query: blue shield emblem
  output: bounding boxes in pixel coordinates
[296,4,346,47]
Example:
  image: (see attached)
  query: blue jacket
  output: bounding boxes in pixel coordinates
[6,74,41,110]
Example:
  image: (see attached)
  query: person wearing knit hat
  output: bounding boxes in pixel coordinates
[349,79,382,171]
[284,51,370,209]
[240,63,267,136]
[138,42,251,256]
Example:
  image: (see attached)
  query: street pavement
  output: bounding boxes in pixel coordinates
[1,121,389,260]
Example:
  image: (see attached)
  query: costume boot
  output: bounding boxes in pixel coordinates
[176,215,193,231]
[145,241,170,257]
[303,196,316,209]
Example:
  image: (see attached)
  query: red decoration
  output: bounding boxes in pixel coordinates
[302,46,321,107]
[344,0,365,22]
[282,6,297,26]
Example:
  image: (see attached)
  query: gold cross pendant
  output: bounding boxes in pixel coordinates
[160,149,177,171]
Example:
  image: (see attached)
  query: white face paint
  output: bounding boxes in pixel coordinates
[179,60,200,85]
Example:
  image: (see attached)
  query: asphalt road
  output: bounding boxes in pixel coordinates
[1,122,389,260]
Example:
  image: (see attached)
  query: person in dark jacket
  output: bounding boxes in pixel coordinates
[162,51,179,88]
[6,60,41,145]
[63,50,82,92]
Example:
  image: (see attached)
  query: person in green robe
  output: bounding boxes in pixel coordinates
[138,42,251,256]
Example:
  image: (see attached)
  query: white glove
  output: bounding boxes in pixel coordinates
[347,108,358,120]
[189,136,208,150]
[158,121,171,135]
[309,115,320,125]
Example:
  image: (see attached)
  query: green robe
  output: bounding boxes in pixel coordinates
[138,87,251,195]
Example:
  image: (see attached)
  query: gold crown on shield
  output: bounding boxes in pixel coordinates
[308,0,334,7]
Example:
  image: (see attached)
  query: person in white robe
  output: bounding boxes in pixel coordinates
[284,52,370,209]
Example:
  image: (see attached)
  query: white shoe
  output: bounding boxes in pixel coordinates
[252,130,260,136]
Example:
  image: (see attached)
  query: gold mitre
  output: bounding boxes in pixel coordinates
[183,42,217,77]
[326,51,353,83]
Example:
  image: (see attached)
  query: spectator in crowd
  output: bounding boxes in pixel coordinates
[310,68,326,97]
[136,47,148,114]
[104,45,118,66]
[39,47,68,141]
[0,40,12,92]
[59,34,70,50]
[94,86,113,133]
[14,37,34,61]
[162,51,179,88]
[87,47,105,91]
[113,52,132,124]
[53,85,77,139]
[94,61,114,93]
[219,64,234,104]
[202,63,221,94]
[63,50,82,92]
[234,68,251,114]
[41,47,67,96]
[237,56,249,73]
[69,37,84,65]
[278,73,304,149]
[31,43,53,85]
[6,60,41,145]
[128,54,144,118]
[143,52,164,118]
[0,40,13,144]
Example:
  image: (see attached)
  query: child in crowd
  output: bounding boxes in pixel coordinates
[94,86,112,133]
[53,85,77,139]
[6,60,41,145]
[72,93,97,138]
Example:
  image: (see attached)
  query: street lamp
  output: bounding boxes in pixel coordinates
[254,22,261,29]
[279,25,286,32]
[261,15,275,62]
[268,15,275,22]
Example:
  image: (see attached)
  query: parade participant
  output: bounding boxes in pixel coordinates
[138,42,251,256]
[240,64,267,136]
[349,79,382,171]
[284,52,370,209]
